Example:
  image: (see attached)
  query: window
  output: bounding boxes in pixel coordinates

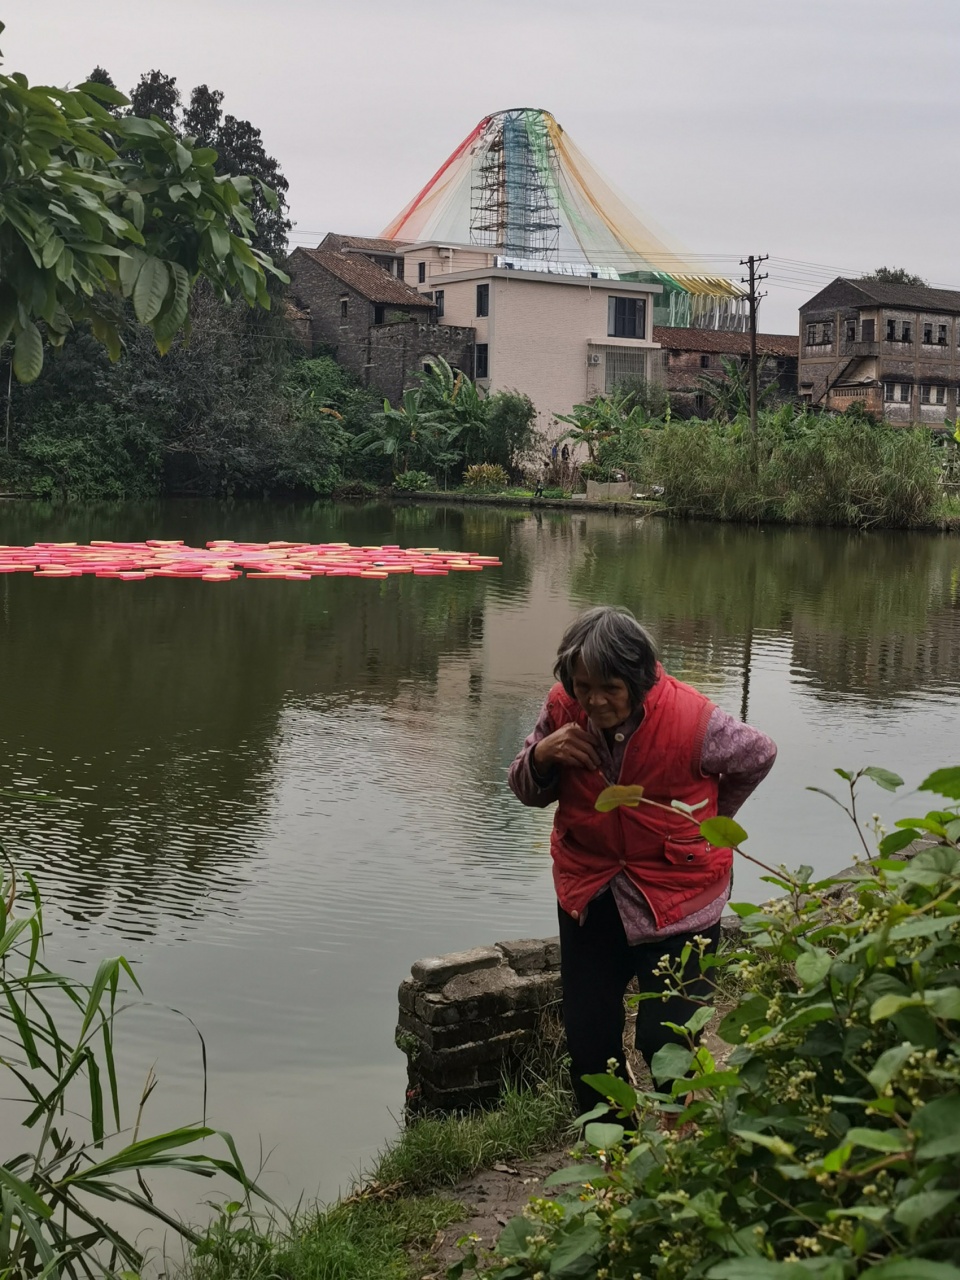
[339,297,348,321]
[924,323,933,344]
[373,304,385,324]
[850,320,860,341]
[417,261,426,284]
[806,323,816,345]
[902,322,912,342]
[886,319,896,340]
[435,289,445,319]
[883,381,896,401]
[476,283,489,317]
[936,386,946,404]
[395,260,405,281]
[921,385,932,404]
[822,322,833,344]
[604,345,649,392]
[475,343,489,379]
[939,324,948,345]
[607,296,646,339]
[700,354,711,368]
[861,319,875,342]
[900,384,913,404]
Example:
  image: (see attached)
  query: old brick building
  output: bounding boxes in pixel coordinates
[653,326,798,416]
[316,232,409,280]
[288,243,475,402]
[799,278,960,425]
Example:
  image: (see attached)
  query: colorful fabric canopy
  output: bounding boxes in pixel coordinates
[382,108,745,330]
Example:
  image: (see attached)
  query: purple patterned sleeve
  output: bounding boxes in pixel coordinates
[700,706,777,817]
[507,699,560,808]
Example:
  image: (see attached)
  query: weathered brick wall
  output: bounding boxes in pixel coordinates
[367,321,476,402]
[397,938,562,1116]
[288,249,376,381]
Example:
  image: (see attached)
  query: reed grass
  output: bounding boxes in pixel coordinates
[645,416,943,528]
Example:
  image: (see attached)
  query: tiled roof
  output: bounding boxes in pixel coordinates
[801,277,960,315]
[653,326,798,358]
[295,248,432,308]
[319,232,410,255]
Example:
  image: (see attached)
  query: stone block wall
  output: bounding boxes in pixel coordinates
[367,321,476,402]
[397,938,562,1116]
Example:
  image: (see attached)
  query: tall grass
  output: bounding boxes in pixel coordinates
[644,414,943,528]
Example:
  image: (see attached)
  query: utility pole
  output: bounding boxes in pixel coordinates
[740,254,769,445]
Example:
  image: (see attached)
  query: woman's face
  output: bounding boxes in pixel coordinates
[571,655,632,728]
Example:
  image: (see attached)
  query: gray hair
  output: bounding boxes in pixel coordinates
[554,606,659,707]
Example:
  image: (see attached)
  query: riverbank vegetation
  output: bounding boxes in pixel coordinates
[8,338,957,531]
[458,765,960,1279]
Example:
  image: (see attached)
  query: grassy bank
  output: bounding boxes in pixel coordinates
[186,1078,574,1280]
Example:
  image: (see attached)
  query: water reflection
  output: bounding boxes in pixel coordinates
[1,499,959,1204]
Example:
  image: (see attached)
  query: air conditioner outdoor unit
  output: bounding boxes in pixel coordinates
[587,353,602,365]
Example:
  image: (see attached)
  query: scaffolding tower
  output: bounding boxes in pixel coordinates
[469,109,560,259]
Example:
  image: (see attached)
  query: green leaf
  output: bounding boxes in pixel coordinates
[913,1096,960,1158]
[132,256,169,324]
[206,225,230,259]
[700,816,747,847]
[685,1004,715,1036]
[893,1189,958,1232]
[844,1126,910,1153]
[866,1261,960,1279]
[495,1215,536,1256]
[0,1164,54,1219]
[879,828,919,856]
[863,766,904,791]
[545,1224,601,1275]
[75,80,129,106]
[13,321,44,383]
[650,1043,694,1080]
[927,986,960,1020]
[579,1073,637,1114]
[919,768,960,800]
[870,993,922,1023]
[708,1259,813,1277]
[583,1122,624,1149]
[795,949,832,988]
[888,916,957,941]
[543,1164,606,1188]
[731,1129,796,1158]
[867,1043,916,1091]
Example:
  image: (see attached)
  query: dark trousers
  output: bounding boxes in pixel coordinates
[558,890,721,1117]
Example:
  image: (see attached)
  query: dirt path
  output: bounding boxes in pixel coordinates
[420,1148,570,1277]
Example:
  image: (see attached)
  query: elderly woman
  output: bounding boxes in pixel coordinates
[508,606,776,1117]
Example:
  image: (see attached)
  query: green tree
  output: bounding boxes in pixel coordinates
[0,29,286,383]
[127,67,180,126]
[697,355,777,422]
[418,356,487,466]
[556,390,653,463]
[862,266,928,287]
[354,388,454,477]
[483,390,536,475]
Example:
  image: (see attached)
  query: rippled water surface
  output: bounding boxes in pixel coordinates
[1,499,958,1216]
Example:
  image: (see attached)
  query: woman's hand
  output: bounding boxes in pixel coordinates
[533,723,601,772]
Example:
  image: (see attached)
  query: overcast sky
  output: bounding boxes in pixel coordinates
[8,0,960,333]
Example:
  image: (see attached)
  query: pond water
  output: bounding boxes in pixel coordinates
[0,499,958,1221]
